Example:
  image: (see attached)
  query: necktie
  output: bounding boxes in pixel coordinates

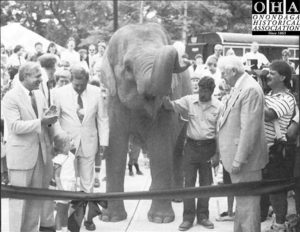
[29,91,38,117]
[77,94,84,122]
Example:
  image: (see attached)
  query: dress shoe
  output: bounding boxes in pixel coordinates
[84,220,96,231]
[198,218,214,229]
[94,178,100,188]
[39,226,56,232]
[178,221,193,231]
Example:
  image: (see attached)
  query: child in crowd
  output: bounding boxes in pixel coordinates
[53,132,76,232]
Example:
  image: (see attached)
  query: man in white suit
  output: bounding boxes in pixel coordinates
[217,56,268,232]
[2,62,58,232]
[53,64,109,230]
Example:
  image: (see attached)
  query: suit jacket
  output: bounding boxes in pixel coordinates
[53,84,109,157]
[2,82,53,170]
[218,73,268,173]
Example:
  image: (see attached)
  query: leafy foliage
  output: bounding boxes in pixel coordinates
[1,1,252,48]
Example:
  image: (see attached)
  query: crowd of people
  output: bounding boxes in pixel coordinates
[0,38,299,232]
[171,42,299,232]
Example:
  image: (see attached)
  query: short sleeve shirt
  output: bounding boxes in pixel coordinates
[53,152,76,190]
[172,95,223,140]
[264,91,296,145]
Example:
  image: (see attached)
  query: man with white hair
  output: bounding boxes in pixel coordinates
[242,42,269,70]
[217,56,268,232]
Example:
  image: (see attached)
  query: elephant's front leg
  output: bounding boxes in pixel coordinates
[147,111,178,223]
[100,101,130,222]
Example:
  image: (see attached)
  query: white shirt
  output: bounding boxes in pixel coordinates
[40,68,51,105]
[80,60,89,73]
[88,54,97,70]
[242,52,269,69]
[19,82,31,103]
[53,152,76,191]
[7,53,26,67]
[93,56,103,73]
[188,64,205,78]
[60,50,80,66]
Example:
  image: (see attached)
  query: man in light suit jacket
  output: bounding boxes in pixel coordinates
[217,56,268,232]
[2,62,58,232]
[53,64,109,230]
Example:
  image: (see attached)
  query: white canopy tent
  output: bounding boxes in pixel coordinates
[1,23,65,54]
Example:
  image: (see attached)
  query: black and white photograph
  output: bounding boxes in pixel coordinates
[1,1,299,232]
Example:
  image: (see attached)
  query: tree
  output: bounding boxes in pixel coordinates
[1,1,253,48]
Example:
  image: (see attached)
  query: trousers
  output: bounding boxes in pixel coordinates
[182,139,215,222]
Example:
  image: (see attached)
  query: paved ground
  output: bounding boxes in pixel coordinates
[1,157,296,232]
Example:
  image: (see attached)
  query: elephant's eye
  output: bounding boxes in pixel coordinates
[124,61,132,73]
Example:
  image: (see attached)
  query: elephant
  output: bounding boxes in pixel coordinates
[99,23,192,223]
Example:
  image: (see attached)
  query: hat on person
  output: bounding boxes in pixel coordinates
[78,49,87,55]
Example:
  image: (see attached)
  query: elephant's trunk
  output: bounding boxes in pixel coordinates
[149,45,189,97]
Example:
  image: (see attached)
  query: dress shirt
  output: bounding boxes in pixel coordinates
[88,55,96,70]
[7,53,26,67]
[234,73,245,89]
[40,68,52,106]
[171,95,223,140]
[60,50,80,66]
[242,52,269,69]
[19,82,31,104]
[219,74,245,120]
[20,83,39,117]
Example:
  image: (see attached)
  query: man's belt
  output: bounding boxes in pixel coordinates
[186,137,215,146]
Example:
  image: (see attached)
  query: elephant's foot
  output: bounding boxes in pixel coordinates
[147,199,175,223]
[99,201,127,222]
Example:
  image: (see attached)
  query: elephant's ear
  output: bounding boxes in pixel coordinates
[99,52,116,96]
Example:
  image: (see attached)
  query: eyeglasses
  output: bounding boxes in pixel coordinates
[89,49,95,52]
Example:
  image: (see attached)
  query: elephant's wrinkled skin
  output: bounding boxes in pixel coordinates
[99,23,192,223]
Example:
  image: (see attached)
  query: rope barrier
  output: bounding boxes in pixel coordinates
[1,177,298,201]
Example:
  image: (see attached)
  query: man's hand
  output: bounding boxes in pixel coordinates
[162,96,173,110]
[41,114,58,126]
[231,160,242,174]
